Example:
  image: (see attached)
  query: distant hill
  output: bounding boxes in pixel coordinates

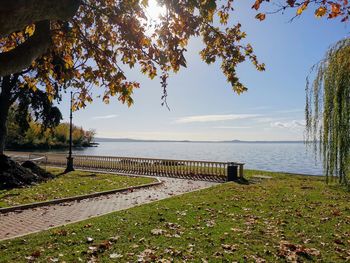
[95,138,305,144]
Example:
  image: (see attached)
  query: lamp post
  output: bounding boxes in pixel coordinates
[64,91,77,173]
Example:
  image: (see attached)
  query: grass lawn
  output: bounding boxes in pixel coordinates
[0,170,349,262]
[0,168,156,208]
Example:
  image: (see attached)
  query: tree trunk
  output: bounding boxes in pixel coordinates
[0,76,13,155]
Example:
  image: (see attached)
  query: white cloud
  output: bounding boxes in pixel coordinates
[255,117,276,123]
[271,120,305,129]
[92,114,118,120]
[247,106,271,111]
[175,114,260,124]
[212,126,251,129]
[276,109,304,114]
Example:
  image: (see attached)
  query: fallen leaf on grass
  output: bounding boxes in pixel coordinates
[151,228,166,235]
[109,253,123,259]
[138,249,158,262]
[251,255,266,263]
[31,250,41,258]
[334,239,345,245]
[53,229,67,236]
[332,209,342,216]
[221,244,237,252]
[231,227,243,232]
[24,250,41,262]
[279,241,320,262]
[205,219,216,227]
[109,236,120,242]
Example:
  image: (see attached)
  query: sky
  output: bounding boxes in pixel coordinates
[57,1,349,141]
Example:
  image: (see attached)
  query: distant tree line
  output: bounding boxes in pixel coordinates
[5,107,95,150]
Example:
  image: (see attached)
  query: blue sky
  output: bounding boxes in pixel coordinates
[57,1,349,141]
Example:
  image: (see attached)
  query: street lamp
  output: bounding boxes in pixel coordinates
[64,91,79,173]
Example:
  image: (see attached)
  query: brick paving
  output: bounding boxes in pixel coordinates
[0,177,217,241]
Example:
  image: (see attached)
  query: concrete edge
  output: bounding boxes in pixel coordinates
[0,178,162,214]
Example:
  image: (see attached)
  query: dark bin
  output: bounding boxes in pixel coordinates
[227,163,238,181]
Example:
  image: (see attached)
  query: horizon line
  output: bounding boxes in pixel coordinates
[94,137,310,143]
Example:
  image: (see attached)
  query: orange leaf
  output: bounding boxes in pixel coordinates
[255,13,266,21]
[331,3,341,14]
[315,6,327,18]
[252,0,262,10]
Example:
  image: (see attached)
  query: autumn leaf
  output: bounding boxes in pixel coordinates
[287,0,296,7]
[252,0,262,10]
[221,244,237,251]
[297,2,309,16]
[109,253,123,259]
[151,228,166,235]
[141,0,148,8]
[331,3,341,14]
[218,11,229,24]
[255,13,266,21]
[24,24,35,37]
[315,7,327,18]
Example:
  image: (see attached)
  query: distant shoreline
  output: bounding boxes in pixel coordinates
[95,138,308,144]
[5,142,98,151]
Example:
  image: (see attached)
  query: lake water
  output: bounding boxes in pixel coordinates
[68,141,323,175]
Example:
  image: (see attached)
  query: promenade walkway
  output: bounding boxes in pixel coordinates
[0,176,217,241]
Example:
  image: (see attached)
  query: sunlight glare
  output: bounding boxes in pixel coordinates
[146,0,166,23]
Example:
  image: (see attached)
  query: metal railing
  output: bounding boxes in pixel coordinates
[5,152,244,182]
[5,152,48,169]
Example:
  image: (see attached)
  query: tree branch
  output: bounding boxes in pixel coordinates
[0,0,81,37]
[0,21,51,77]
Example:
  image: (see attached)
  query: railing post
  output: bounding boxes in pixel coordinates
[227,162,238,181]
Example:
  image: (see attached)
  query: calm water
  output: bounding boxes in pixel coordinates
[67,141,323,175]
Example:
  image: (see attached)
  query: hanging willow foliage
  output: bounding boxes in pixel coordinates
[306,38,350,187]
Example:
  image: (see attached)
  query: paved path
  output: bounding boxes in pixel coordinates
[0,177,217,241]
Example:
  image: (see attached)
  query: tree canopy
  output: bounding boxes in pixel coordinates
[7,105,95,150]
[0,0,266,113]
[1,0,348,109]
[0,0,269,154]
[306,38,350,187]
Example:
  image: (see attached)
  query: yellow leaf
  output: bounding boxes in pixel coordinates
[297,3,308,16]
[296,7,303,15]
[25,24,35,37]
[315,7,327,18]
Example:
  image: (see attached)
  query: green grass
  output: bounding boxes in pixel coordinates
[0,170,349,262]
[0,168,156,208]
